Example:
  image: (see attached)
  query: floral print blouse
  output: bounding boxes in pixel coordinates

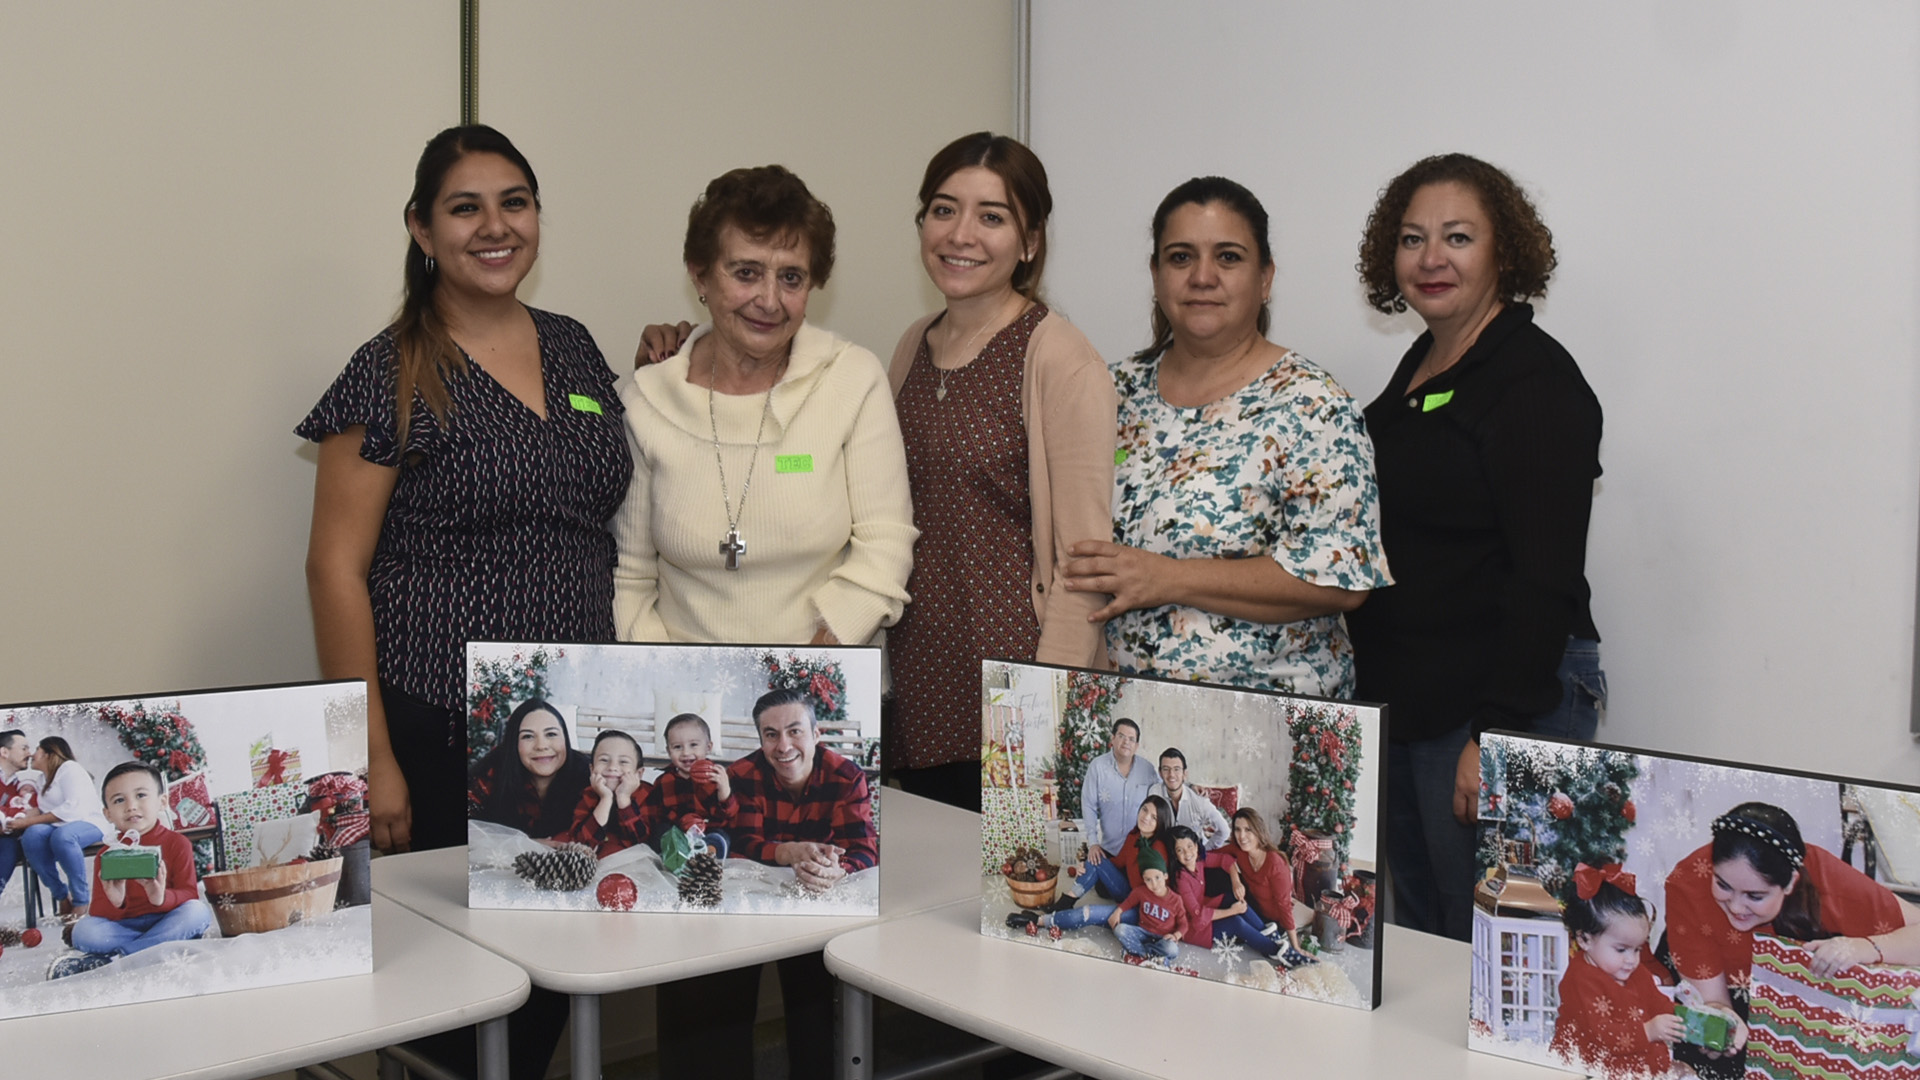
[1107,348,1393,697]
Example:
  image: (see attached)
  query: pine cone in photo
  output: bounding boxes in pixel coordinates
[512,844,598,892]
[308,842,341,863]
[678,850,723,908]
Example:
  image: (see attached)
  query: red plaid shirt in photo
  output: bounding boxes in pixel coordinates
[639,770,735,832]
[557,785,652,857]
[725,746,876,872]
[466,766,544,834]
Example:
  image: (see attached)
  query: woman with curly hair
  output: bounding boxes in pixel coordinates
[1344,153,1605,942]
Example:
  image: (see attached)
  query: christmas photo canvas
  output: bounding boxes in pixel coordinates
[466,642,882,916]
[0,680,371,1021]
[1469,732,1920,1080]
[979,660,1385,1010]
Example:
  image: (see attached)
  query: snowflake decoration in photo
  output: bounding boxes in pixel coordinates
[1479,739,1639,896]
[1281,701,1363,870]
[1049,671,1124,822]
[467,646,561,765]
[761,652,847,728]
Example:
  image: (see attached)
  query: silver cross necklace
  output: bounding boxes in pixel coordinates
[707,354,775,571]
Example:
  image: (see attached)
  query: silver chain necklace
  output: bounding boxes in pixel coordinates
[707,356,775,571]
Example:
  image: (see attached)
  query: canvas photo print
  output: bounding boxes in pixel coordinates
[0,680,371,1020]
[1469,732,1920,1079]
[466,642,882,916]
[978,660,1384,1009]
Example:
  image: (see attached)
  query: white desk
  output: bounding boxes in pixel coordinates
[371,791,981,1079]
[3,900,529,1080]
[825,901,1582,1080]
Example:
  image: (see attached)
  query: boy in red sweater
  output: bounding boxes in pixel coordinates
[639,713,735,858]
[558,730,652,857]
[53,762,212,978]
[1110,847,1188,963]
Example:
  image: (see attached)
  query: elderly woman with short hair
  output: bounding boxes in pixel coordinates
[613,164,912,1080]
[611,164,916,652]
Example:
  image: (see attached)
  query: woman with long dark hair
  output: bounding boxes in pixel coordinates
[15,737,108,920]
[299,125,629,1080]
[466,699,593,839]
[299,125,631,856]
[1662,801,1920,1077]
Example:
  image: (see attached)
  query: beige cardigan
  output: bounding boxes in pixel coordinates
[887,308,1118,669]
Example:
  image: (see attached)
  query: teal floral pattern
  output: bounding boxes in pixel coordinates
[1107,348,1392,696]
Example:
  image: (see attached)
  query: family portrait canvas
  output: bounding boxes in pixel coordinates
[466,642,882,916]
[1469,733,1920,1079]
[978,660,1384,1010]
[0,680,371,1021]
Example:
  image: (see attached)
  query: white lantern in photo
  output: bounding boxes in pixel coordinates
[1470,868,1568,1045]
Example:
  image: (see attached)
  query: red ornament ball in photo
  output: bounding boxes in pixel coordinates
[21,927,42,948]
[1622,799,1636,823]
[596,873,638,911]
[1547,792,1574,820]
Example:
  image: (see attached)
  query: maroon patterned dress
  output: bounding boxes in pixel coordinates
[889,304,1048,769]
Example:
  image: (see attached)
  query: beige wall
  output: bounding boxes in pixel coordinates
[0,2,1015,712]
[0,3,456,703]
[481,0,1015,367]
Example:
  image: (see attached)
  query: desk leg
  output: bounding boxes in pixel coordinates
[477,1015,509,1080]
[838,979,873,1080]
[570,992,601,1080]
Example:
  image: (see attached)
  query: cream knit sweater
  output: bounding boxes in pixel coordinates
[611,322,917,645]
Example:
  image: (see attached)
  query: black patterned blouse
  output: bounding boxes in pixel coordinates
[297,307,634,712]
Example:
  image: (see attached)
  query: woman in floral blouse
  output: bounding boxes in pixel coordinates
[1063,177,1392,696]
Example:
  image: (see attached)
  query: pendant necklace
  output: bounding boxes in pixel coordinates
[935,297,1024,401]
[708,355,775,570]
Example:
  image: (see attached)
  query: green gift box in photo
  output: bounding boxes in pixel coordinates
[100,846,161,881]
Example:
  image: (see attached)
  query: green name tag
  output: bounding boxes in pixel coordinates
[775,454,814,473]
[1421,390,1454,412]
[1115,448,1130,465]
[568,393,603,415]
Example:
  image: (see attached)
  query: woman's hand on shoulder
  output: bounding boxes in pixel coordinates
[1063,540,1172,621]
[635,321,694,368]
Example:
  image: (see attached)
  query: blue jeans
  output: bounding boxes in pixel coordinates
[1047,902,1138,930]
[1113,923,1180,960]
[72,899,213,956]
[1387,638,1604,942]
[0,832,20,894]
[21,821,103,904]
[1075,854,1130,901]
[1211,908,1280,957]
[1534,638,1606,741]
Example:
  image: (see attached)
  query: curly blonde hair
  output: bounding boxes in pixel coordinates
[1356,153,1556,315]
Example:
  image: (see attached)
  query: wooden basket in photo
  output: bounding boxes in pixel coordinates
[201,856,343,936]
[1005,873,1059,909]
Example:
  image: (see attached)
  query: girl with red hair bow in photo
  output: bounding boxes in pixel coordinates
[1550,863,1684,1078]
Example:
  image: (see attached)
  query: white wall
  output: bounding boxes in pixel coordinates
[1031,2,1920,785]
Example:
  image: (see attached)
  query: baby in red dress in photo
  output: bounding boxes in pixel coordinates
[1551,863,1686,1078]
